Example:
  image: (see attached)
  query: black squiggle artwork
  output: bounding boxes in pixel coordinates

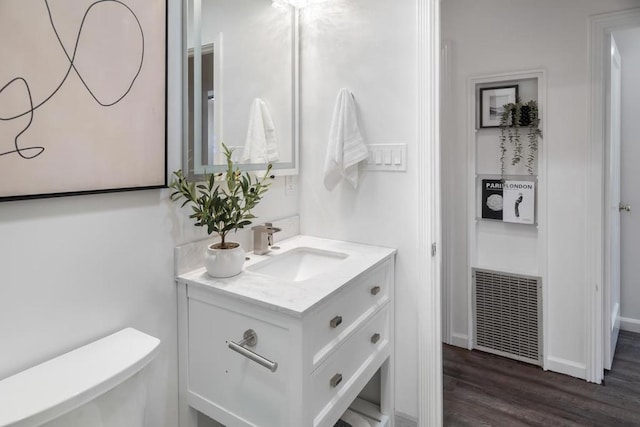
[0,0,144,160]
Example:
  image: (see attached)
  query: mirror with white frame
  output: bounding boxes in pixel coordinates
[183,0,299,178]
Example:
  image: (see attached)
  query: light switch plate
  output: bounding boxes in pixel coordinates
[285,175,297,196]
[365,144,407,171]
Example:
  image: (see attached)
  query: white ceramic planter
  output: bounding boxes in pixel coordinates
[205,243,246,278]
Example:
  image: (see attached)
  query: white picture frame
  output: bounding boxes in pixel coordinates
[502,180,535,224]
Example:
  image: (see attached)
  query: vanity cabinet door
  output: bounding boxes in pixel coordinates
[188,298,291,427]
[307,261,391,368]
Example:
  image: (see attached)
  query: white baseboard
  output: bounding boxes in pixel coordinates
[449,333,470,349]
[620,316,640,333]
[545,356,586,380]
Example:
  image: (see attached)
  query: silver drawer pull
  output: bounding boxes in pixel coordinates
[330,373,343,388]
[228,329,278,373]
[371,333,381,344]
[370,286,381,296]
[330,315,343,329]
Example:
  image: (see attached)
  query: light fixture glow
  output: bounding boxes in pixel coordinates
[272,0,325,9]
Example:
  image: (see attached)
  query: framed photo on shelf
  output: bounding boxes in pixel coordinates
[481,179,504,220]
[479,85,518,128]
[502,180,535,224]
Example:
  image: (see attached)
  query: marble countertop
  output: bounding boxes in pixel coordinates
[176,235,396,317]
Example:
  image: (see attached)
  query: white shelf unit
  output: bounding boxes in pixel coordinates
[342,397,390,426]
[466,70,548,369]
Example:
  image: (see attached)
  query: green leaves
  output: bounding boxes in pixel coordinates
[168,143,273,245]
[498,100,541,177]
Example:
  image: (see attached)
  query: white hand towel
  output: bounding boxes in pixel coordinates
[323,88,369,191]
[241,98,280,163]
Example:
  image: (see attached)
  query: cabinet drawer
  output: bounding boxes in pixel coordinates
[310,305,390,427]
[188,298,290,427]
[308,261,390,367]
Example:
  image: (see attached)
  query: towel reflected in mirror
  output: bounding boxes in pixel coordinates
[242,98,280,164]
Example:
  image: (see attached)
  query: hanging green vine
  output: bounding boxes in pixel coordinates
[498,123,507,177]
[524,100,542,175]
[498,99,541,176]
[513,104,523,165]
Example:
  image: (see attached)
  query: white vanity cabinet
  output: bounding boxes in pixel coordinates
[176,236,395,427]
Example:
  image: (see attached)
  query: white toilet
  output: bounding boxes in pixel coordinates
[0,328,160,427]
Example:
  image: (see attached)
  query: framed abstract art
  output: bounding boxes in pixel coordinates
[0,0,167,201]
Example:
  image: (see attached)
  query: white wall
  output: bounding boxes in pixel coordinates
[442,0,639,378]
[615,27,640,332]
[0,2,298,427]
[299,0,419,418]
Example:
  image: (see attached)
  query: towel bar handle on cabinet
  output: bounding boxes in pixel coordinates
[228,329,278,372]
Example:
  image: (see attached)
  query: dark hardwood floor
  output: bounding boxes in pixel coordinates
[443,330,640,426]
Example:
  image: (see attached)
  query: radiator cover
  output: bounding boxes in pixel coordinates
[473,268,543,366]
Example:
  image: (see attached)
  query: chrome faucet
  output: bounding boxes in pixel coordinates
[251,222,281,255]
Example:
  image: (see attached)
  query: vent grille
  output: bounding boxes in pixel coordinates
[473,268,542,366]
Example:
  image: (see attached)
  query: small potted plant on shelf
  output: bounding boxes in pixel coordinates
[170,143,272,278]
[498,99,542,176]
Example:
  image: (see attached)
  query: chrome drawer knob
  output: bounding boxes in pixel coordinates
[371,333,381,344]
[370,286,381,296]
[330,315,343,329]
[330,373,343,388]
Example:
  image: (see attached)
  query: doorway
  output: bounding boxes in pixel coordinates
[587,8,640,383]
[612,27,640,342]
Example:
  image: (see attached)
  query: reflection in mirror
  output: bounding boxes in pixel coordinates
[184,0,299,178]
[187,44,215,168]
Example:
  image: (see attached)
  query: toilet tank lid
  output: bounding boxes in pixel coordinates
[0,328,160,427]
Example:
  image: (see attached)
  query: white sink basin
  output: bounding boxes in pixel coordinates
[247,247,349,282]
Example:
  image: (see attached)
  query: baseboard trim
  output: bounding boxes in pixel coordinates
[395,411,418,427]
[545,356,587,380]
[449,333,470,349]
[620,316,640,333]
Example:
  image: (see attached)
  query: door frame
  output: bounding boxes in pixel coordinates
[417,0,442,425]
[586,7,640,384]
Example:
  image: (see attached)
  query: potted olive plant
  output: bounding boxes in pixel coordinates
[170,144,272,277]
